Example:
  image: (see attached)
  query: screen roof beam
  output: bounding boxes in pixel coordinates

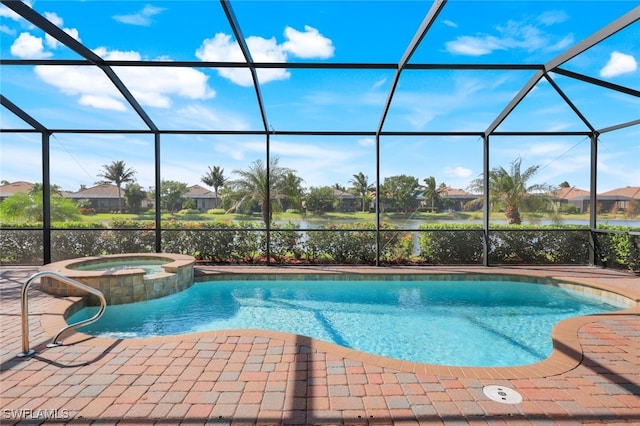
[1,95,49,133]
[377,0,447,135]
[1,0,159,132]
[220,0,270,133]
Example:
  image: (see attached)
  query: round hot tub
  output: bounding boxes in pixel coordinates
[38,253,195,305]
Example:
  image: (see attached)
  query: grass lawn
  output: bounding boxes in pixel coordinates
[76,210,609,224]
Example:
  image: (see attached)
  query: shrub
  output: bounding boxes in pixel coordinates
[419,224,484,264]
[0,223,43,264]
[595,225,640,273]
[270,223,303,262]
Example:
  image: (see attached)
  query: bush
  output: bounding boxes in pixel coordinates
[0,223,43,264]
[419,224,484,264]
[594,225,640,273]
[207,208,226,215]
[270,223,303,262]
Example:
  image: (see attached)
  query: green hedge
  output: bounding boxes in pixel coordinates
[1,221,638,272]
[418,224,484,264]
[594,225,640,272]
[0,223,43,265]
[418,224,591,266]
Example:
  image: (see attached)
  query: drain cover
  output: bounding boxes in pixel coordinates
[483,385,523,404]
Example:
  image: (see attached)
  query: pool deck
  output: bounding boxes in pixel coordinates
[1,265,639,425]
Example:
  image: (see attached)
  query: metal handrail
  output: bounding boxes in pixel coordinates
[18,271,107,357]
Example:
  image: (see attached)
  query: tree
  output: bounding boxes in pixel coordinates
[230,157,295,225]
[97,160,136,213]
[280,171,305,212]
[305,186,338,215]
[201,165,226,209]
[29,183,63,196]
[380,175,422,213]
[422,176,448,213]
[468,157,557,225]
[349,172,374,212]
[123,182,146,214]
[159,180,189,213]
[0,190,79,222]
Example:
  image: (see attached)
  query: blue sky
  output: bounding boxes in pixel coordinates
[1,0,638,194]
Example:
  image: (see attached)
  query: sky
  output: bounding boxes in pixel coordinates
[1,0,639,194]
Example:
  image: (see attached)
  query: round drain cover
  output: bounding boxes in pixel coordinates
[483,385,523,404]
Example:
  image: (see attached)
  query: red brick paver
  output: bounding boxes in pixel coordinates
[1,265,639,424]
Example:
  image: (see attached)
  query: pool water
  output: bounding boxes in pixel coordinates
[67,278,625,367]
[69,259,167,275]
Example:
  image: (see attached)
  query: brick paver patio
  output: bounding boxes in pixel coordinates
[1,265,639,424]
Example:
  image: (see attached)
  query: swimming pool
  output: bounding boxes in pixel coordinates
[67,275,628,367]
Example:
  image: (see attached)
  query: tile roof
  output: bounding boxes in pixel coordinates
[599,186,640,199]
[552,186,590,200]
[0,181,33,197]
[66,184,120,198]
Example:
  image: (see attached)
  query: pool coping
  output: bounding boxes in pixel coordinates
[41,265,640,381]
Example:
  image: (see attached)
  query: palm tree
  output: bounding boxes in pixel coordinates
[468,157,556,224]
[97,160,136,213]
[201,165,226,208]
[349,172,374,212]
[280,171,305,212]
[230,157,294,225]
[422,176,448,213]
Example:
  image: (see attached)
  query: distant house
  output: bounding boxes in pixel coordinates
[598,186,640,213]
[66,184,121,212]
[440,187,479,211]
[0,181,33,202]
[185,184,220,212]
[552,187,591,213]
[332,189,359,212]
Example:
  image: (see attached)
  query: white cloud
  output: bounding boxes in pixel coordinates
[371,77,387,90]
[444,166,472,179]
[537,10,569,26]
[44,11,63,26]
[442,20,458,28]
[113,4,165,26]
[0,25,15,36]
[34,48,215,111]
[42,12,81,49]
[446,36,502,56]
[282,25,334,59]
[600,51,637,78]
[196,26,334,86]
[446,13,573,56]
[10,32,51,58]
[359,138,375,147]
[78,94,128,111]
[171,105,249,131]
[195,33,290,86]
[0,3,27,22]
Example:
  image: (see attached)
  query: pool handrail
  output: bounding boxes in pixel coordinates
[18,271,107,357]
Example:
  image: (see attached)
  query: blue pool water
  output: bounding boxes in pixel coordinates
[70,259,167,275]
[67,277,626,367]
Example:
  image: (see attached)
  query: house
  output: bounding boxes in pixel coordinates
[66,184,122,212]
[552,187,591,213]
[440,187,479,211]
[185,184,220,212]
[598,186,640,213]
[332,189,359,212]
[0,181,33,202]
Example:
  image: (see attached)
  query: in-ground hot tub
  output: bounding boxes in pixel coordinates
[39,253,195,305]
